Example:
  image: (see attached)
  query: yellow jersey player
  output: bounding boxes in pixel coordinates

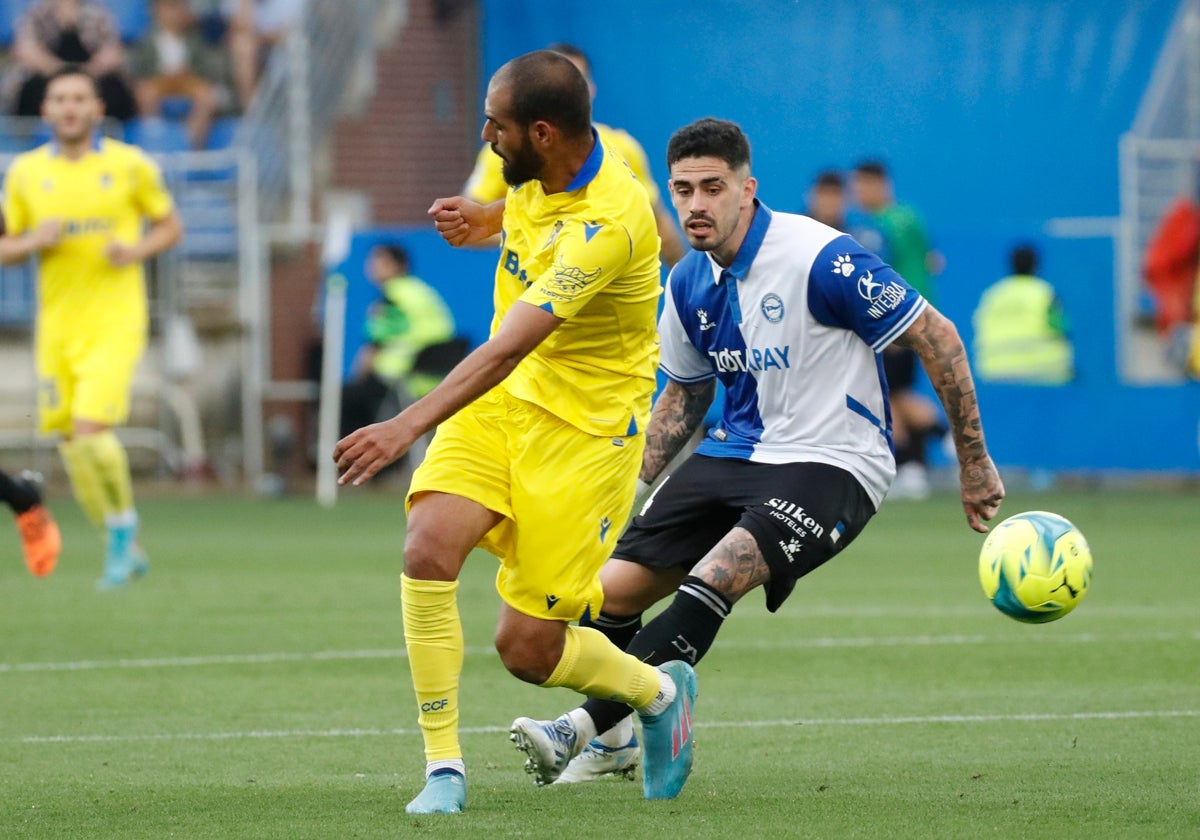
[462,42,685,268]
[0,65,183,589]
[334,50,697,813]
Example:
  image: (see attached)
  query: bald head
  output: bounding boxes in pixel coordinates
[493,50,591,139]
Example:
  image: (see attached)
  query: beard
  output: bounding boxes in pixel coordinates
[499,141,545,186]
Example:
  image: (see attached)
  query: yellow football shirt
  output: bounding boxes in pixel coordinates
[465,122,662,207]
[495,130,662,437]
[2,136,175,331]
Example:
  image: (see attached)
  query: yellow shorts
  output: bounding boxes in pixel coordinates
[36,322,146,435]
[407,388,642,621]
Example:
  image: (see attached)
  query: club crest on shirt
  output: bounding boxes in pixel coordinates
[760,293,784,323]
[546,255,601,299]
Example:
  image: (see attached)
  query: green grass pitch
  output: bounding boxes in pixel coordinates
[2,486,1197,838]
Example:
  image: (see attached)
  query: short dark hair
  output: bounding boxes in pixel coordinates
[1010,244,1038,276]
[853,158,889,179]
[666,118,751,171]
[496,50,591,137]
[814,169,844,190]
[374,242,410,272]
[545,42,591,75]
[44,64,101,97]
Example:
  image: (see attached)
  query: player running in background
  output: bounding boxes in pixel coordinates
[0,65,183,589]
[1,468,61,576]
[462,42,685,268]
[852,158,947,499]
[517,118,1005,785]
[333,50,695,814]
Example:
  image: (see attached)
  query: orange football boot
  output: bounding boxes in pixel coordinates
[16,504,61,577]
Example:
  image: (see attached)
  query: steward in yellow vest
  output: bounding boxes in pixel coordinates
[972,245,1074,384]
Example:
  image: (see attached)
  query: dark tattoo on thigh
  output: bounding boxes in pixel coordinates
[693,527,771,604]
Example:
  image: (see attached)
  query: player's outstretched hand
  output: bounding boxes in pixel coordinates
[333,417,417,486]
[960,454,1005,533]
[428,196,497,247]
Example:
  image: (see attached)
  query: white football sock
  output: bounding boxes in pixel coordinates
[640,667,678,716]
[425,758,465,779]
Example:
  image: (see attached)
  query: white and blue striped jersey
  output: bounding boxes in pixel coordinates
[658,201,927,507]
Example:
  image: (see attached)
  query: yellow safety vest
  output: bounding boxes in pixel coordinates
[972,275,1073,384]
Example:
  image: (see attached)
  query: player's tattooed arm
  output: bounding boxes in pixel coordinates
[895,306,1005,532]
[640,378,716,483]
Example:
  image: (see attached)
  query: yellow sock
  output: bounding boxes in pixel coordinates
[71,430,136,522]
[542,625,660,711]
[401,574,464,762]
[58,437,107,527]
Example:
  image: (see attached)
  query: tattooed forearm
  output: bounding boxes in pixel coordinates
[641,379,715,482]
[895,307,987,464]
[896,306,1005,531]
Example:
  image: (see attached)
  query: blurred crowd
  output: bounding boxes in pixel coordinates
[1,0,305,149]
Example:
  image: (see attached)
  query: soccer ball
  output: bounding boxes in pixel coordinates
[978,511,1093,623]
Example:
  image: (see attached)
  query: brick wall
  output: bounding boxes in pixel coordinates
[265,0,479,480]
[330,0,481,223]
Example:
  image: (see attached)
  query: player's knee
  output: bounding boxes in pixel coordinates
[402,529,458,581]
[494,627,560,685]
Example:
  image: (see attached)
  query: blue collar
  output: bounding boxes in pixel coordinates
[564,128,604,192]
[49,131,103,156]
[715,199,772,283]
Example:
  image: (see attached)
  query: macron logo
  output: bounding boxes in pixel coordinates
[584,222,603,242]
[600,516,613,542]
[546,594,560,610]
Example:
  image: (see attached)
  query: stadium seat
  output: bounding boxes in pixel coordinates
[0,130,33,154]
[205,117,242,151]
[124,117,191,154]
[159,97,194,121]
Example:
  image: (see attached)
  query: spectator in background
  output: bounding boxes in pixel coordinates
[5,0,138,122]
[462,42,686,267]
[339,242,458,439]
[223,0,306,108]
[1142,193,1200,376]
[132,0,232,149]
[806,169,847,231]
[852,158,945,499]
[973,244,1074,384]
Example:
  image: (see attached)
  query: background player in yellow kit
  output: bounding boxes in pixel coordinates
[463,42,685,268]
[0,65,183,589]
[334,49,697,814]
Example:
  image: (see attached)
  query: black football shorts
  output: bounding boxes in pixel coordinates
[613,455,876,611]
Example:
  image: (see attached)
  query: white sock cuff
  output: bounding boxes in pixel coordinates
[642,667,678,716]
[565,708,597,746]
[425,758,465,779]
